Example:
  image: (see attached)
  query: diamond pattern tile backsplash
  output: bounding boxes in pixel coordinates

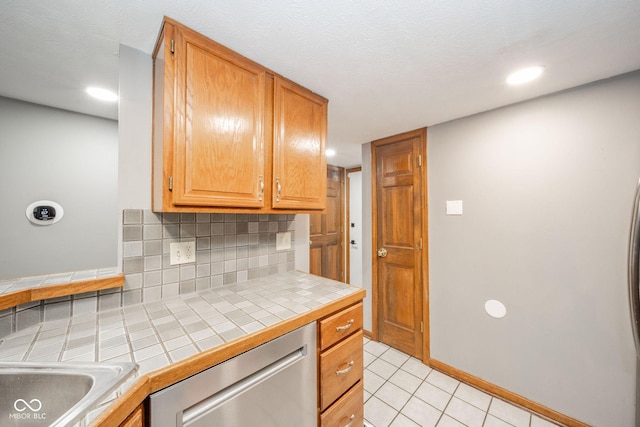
[0,210,296,338]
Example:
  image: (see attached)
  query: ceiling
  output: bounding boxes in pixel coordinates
[2,0,639,167]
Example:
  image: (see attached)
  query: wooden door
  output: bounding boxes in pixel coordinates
[273,77,327,210]
[372,128,427,360]
[173,26,266,207]
[310,165,344,281]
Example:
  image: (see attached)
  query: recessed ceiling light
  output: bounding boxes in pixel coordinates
[326,148,336,157]
[506,66,545,86]
[86,86,118,102]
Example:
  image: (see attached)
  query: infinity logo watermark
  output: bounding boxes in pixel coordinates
[14,399,42,412]
[9,399,46,421]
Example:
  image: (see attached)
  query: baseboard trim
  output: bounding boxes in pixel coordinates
[363,329,373,339]
[429,359,590,427]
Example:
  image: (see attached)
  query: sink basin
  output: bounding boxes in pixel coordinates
[0,361,137,427]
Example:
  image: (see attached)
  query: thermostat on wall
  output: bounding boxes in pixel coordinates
[26,200,64,225]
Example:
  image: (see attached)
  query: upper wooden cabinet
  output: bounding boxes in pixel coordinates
[152,17,327,213]
[273,78,327,210]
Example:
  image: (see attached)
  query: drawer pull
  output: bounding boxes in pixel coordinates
[336,361,354,376]
[335,319,354,332]
[342,414,355,427]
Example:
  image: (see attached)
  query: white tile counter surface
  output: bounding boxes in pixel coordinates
[0,271,361,425]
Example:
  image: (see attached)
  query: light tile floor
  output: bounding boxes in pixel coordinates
[363,338,565,427]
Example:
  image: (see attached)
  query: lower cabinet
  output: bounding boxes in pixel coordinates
[119,403,144,427]
[318,302,364,426]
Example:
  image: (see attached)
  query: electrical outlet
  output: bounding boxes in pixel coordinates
[276,232,291,251]
[170,241,196,265]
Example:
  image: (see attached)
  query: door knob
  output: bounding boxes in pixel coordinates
[377,247,388,258]
[350,240,356,244]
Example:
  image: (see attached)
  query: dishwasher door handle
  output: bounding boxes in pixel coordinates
[182,347,306,425]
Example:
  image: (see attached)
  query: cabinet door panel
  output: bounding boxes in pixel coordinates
[119,404,144,427]
[174,37,265,207]
[310,244,322,276]
[273,77,327,210]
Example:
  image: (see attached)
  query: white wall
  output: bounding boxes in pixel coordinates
[348,170,363,287]
[118,44,153,212]
[117,44,153,272]
[0,96,118,278]
[427,71,640,426]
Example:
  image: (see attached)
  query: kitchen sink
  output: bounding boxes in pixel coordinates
[0,361,137,427]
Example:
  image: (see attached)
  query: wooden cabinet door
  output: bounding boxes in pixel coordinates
[172,27,266,207]
[119,404,144,427]
[273,77,327,210]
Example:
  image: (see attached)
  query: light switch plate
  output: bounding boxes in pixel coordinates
[276,232,291,251]
[446,200,463,215]
[170,241,196,265]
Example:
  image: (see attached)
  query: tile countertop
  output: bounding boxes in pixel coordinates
[0,271,365,426]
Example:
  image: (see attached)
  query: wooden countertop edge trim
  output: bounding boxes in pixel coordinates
[0,275,125,311]
[0,291,31,311]
[88,375,152,427]
[90,288,365,426]
[429,359,591,427]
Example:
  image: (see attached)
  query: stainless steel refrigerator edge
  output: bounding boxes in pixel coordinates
[629,178,640,426]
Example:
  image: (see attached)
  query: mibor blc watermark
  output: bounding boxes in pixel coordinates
[9,399,46,421]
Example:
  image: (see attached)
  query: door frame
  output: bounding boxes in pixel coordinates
[370,127,430,363]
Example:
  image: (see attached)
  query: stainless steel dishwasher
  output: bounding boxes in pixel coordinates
[149,322,317,427]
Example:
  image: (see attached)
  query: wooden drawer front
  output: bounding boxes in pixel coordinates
[319,303,363,351]
[320,330,363,411]
[321,380,364,427]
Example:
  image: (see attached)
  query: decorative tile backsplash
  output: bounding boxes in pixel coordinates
[0,210,296,338]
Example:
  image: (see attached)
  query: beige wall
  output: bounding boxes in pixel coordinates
[427,71,640,426]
